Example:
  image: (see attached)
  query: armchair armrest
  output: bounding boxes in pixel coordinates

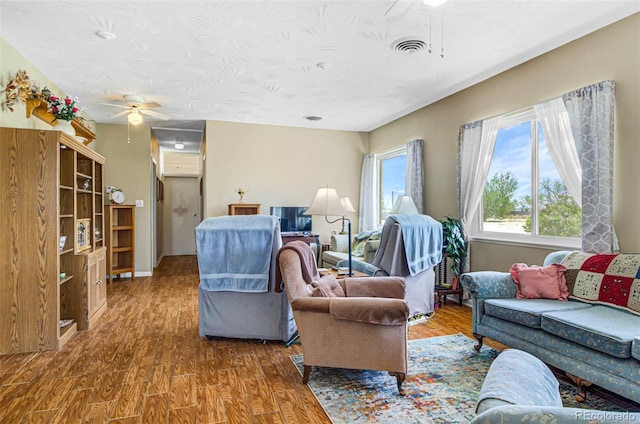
[363,240,380,263]
[290,297,331,313]
[460,271,517,299]
[342,276,405,299]
[337,259,388,276]
[330,234,350,253]
[329,297,409,326]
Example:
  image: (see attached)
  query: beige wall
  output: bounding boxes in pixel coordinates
[0,37,94,131]
[204,120,368,243]
[370,13,640,272]
[95,124,154,275]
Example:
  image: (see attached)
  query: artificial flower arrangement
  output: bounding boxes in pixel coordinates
[45,92,80,121]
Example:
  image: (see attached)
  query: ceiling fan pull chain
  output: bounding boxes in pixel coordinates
[440,13,445,59]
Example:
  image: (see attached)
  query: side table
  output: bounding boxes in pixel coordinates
[435,284,463,308]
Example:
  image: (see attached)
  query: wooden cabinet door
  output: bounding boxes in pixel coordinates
[87,251,98,317]
[94,248,107,310]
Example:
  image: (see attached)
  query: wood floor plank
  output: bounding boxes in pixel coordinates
[196,385,226,424]
[140,393,169,424]
[246,378,279,415]
[19,408,57,424]
[146,364,172,395]
[91,370,128,403]
[169,374,196,410]
[50,388,93,424]
[110,381,146,420]
[167,405,196,424]
[80,401,114,424]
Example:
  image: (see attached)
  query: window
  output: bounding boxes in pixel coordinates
[478,109,581,245]
[377,148,406,225]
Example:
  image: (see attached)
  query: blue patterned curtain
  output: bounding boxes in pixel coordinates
[563,81,616,253]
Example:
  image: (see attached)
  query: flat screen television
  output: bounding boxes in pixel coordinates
[270,206,312,233]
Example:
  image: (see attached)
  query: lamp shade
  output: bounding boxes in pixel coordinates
[305,187,345,216]
[422,0,449,6]
[128,110,143,125]
[390,195,419,214]
[339,197,356,214]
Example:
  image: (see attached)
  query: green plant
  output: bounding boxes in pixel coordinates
[441,216,467,278]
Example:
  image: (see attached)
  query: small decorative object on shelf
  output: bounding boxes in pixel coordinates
[59,235,67,252]
[76,218,91,252]
[236,188,248,203]
[82,178,91,190]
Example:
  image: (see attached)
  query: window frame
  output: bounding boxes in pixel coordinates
[375,146,407,226]
[469,108,581,250]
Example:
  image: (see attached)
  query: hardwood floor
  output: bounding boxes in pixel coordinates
[0,255,500,423]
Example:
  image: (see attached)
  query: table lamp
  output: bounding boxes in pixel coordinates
[305,187,352,276]
[339,196,356,234]
[390,195,419,214]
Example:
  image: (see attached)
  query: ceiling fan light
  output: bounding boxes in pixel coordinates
[128,110,143,125]
[422,0,449,6]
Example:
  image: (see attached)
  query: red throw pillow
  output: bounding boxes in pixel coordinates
[509,263,569,301]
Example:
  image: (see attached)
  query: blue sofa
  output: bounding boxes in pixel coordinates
[461,251,640,404]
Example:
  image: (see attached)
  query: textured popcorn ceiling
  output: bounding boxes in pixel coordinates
[1,0,638,137]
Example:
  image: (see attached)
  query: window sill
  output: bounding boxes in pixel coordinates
[469,233,581,251]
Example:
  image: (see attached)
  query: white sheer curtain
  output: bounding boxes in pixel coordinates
[457,116,502,234]
[358,154,377,232]
[563,80,617,253]
[534,98,582,206]
[405,139,424,214]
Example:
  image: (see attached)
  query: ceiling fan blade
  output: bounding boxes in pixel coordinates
[140,109,170,120]
[384,0,401,16]
[140,101,162,109]
[99,102,130,109]
[110,110,130,119]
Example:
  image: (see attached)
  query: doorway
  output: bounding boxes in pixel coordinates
[162,176,201,256]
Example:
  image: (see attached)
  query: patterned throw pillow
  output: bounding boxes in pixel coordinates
[351,230,381,257]
[561,251,640,316]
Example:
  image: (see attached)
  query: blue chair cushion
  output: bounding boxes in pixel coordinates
[484,298,592,329]
[633,338,640,361]
[542,306,640,358]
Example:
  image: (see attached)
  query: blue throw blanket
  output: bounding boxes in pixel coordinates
[195,215,280,292]
[387,214,443,276]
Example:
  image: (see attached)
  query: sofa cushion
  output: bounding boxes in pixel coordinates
[484,298,592,329]
[542,305,640,358]
[561,251,640,316]
[633,337,640,361]
[509,263,569,300]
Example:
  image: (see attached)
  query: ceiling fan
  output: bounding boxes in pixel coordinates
[384,0,449,17]
[101,95,169,125]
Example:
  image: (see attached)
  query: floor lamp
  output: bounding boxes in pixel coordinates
[305,187,352,277]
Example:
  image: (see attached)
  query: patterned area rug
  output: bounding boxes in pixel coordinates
[290,333,635,423]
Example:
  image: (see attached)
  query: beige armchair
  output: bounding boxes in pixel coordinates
[277,241,409,392]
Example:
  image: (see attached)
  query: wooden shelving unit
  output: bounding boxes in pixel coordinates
[106,205,136,281]
[0,127,106,354]
[228,203,261,215]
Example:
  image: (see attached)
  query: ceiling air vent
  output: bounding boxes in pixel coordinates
[391,37,426,54]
